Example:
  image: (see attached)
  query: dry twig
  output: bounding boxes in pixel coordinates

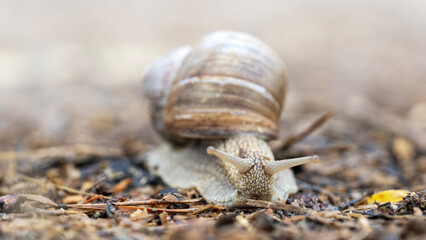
[246,199,311,213]
[271,110,335,151]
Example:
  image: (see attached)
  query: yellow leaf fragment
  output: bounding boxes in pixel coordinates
[367,189,410,204]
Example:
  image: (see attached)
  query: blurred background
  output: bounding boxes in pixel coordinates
[1,0,425,149]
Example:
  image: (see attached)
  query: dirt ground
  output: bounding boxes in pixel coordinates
[0,1,425,239]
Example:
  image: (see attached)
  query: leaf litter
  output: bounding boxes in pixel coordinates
[0,86,425,239]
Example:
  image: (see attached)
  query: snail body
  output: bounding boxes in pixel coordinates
[144,31,318,206]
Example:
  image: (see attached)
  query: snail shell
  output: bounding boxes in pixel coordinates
[143,31,318,206]
[144,31,287,141]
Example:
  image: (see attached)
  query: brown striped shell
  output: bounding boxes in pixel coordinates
[144,31,288,141]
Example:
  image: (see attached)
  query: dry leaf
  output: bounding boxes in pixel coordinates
[18,194,58,207]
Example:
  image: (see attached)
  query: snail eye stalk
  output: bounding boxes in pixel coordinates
[264,155,319,176]
[207,146,253,173]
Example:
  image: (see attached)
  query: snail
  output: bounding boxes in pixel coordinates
[143,31,319,206]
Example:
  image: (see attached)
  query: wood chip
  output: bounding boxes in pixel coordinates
[62,195,86,204]
[159,211,168,226]
[113,178,133,193]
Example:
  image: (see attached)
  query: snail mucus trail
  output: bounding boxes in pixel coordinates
[143,31,319,206]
